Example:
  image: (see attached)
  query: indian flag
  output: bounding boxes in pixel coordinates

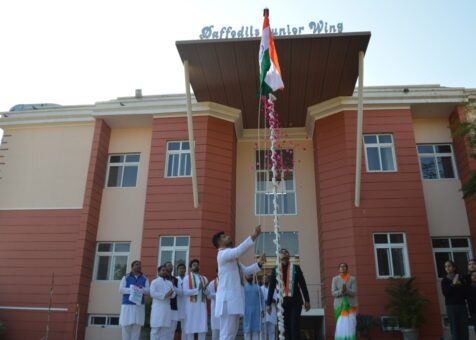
[259,9,284,95]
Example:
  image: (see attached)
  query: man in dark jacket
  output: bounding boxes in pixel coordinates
[267,249,310,340]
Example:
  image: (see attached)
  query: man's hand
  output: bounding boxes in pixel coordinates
[166,288,174,298]
[342,284,347,294]
[258,253,267,266]
[251,225,262,241]
[267,305,272,315]
[304,302,311,311]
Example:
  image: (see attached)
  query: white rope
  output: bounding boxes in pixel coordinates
[266,93,285,340]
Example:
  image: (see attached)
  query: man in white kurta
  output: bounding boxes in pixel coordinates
[119,260,150,340]
[206,273,220,340]
[175,263,187,340]
[150,265,176,340]
[183,259,208,340]
[212,226,266,340]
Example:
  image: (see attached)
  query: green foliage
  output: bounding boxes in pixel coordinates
[144,298,152,328]
[452,102,476,198]
[385,277,428,329]
[356,314,380,338]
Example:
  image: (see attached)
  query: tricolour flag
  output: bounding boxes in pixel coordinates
[259,9,284,95]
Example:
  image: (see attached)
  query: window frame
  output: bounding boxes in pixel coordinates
[431,237,473,279]
[92,242,131,282]
[363,134,398,173]
[88,314,120,328]
[105,153,140,188]
[255,231,299,257]
[164,141,192,178]
[373,232,410,279]
[416,144,458,180]
[255,149,297,216]
[158,236,190,270]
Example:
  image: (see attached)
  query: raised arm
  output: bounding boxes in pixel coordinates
[219,237,255,263]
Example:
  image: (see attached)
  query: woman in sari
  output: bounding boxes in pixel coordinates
[332,263,357,340]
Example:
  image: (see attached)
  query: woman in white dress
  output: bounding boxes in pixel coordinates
[150,265,176,340]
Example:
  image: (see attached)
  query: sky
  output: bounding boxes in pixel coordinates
[0,0,475,112]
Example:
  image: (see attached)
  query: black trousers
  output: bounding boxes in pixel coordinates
[281,299,302,340]
[447,304,469,340]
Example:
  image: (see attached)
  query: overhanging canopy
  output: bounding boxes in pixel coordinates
[176,32,371,129]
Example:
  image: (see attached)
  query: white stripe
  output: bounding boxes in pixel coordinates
[0,306,68,312]
[259,27,270,63]
[265,61,284,91]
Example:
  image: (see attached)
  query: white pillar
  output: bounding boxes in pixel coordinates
[354,51,364,207]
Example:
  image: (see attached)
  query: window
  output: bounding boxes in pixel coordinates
[165,141,191,177]
[373,233,410,278]
[364,134,397,172]
[93,242,130,281]
[158,236,190,272]
[106,154,140,187]
[255,231,299,257]
[89,314,120,327]
[417,144,457,180]
[432,238,473,278]
[255,149,296,215]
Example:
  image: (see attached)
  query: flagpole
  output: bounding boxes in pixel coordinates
[354,51,364,207]
[183,60,199,208]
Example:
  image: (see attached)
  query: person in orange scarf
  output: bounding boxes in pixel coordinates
[332,263,357,340]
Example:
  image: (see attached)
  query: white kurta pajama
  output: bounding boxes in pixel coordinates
[215,236,261,340]
[260,285,277,340]
[150,276,175,340]
[183,272,209,340]
[206,278,220,340]
[119,275,150,340]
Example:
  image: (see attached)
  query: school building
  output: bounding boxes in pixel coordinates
[1,32,476,339]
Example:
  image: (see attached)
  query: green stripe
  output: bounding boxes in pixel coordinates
[259,49,273,96]
[335,336,356,340]
[334,296,351,321]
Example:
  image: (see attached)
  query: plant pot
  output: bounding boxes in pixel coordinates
[400,328,418,340]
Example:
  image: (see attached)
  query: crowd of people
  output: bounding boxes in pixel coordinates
[441,259,476,340]
[117,225,313,340]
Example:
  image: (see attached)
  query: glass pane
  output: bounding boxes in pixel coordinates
[366,147,380,171]
[114,243,130,252]
[364,135,377,144]
[391,248,406,276]
[282,150,294,169]
[380,147,395,171]
[91,316,107,325]
[432,239,450,248]
[160,237,174,247]
[160,250,173,265]
[451,238,469,248]
[420,157,437,179]
[256,171,267,191]
[256,232,298,257]
[122,166,138,187]
[390,234,404,244]
[125,154,140,163]
[176,236,189,246]
[113,256,128,280]
[376,248,390,276]
[374,234,388,244]
[184,153,191,176]
[174,250,188,269]
[182,142,190,150]
[180,153,188,176]
[437,156,455,179]
[436,145,452,153]
[454,252,470,276]
[167,154,174,177]
[256,193,266,214]
[98,243,112,252]
[434,252,452,278]
[109,155,124,163]
[281,232,299,256]
[96,256,111,280]
[172,154,179,176]
[417,145,434,154]
[378,135,392,143]
[283,192,296,214]
[109,316,119,326]
[168,142,180,151]
[107,166,123,187]
[284,171,294,190]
